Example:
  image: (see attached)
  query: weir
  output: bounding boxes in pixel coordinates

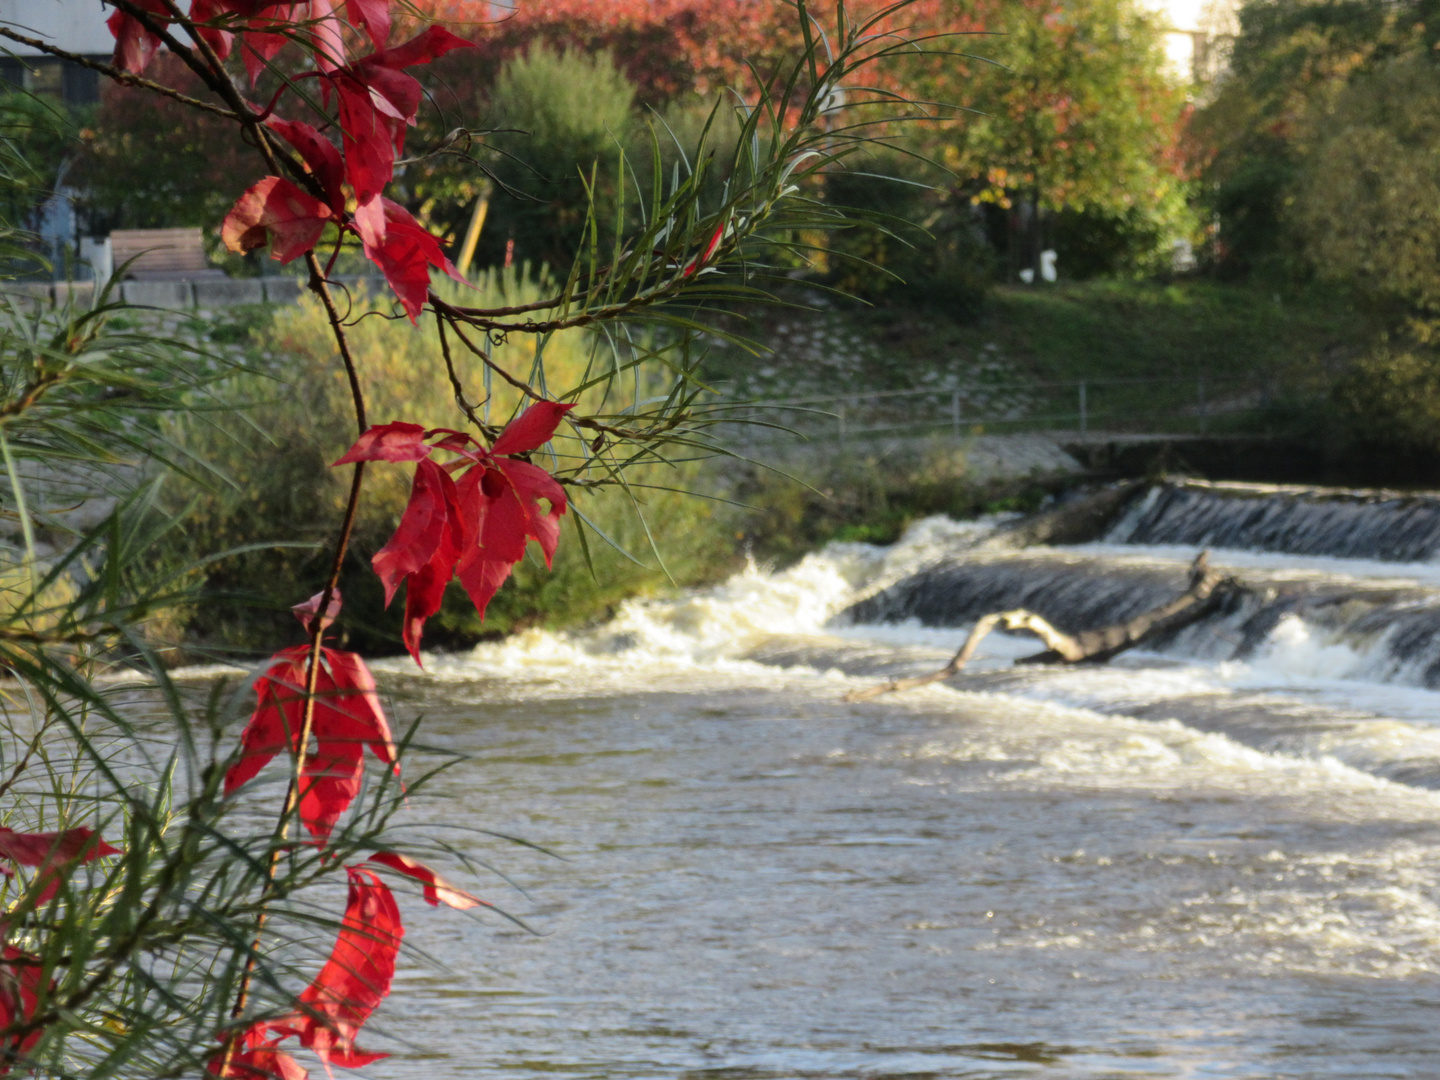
[1105,479,1440,561]
[842,479,1440,689]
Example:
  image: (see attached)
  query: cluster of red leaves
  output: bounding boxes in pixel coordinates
[107,2,476,321]
[212,593,490,1079]
[335,399,574,663]
[213,857,484,1079]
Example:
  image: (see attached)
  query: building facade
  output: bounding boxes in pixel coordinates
[0,0,113,104]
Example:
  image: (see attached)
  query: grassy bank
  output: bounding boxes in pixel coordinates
[700,279,1377,436]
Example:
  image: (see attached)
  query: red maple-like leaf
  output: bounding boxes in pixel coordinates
[225,642,397,844]
[325,26,475,204]
[0,827,121,905]
[266,118,346,215]
[106,0,170,73]
[367,852,489,910]
[208,1031,310,1080]
[344,0,391,48]
[332,420,430,465]
[373,457,463,660]
[268,866,400,1069]
[221,176,335,263]
[334,401,574,662]
[354,198,466,322]
[0,944,48,1073]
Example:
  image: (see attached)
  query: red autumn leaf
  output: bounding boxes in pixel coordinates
[186,0,296,63]
[225,644,398,843]
[371,458,464,662]
[269,866,400,1069]
[367,852,490,910]
[355,199,466,322]
[454,456,569,620]
[332,421,431,466]
[370,457,452,607]
[375,24,473,68]
[306,0,346,70]
[106,0,169,73]
[189,0,237,60]
[221,176,333,263]
[234,1,298,85]
[343,403,573,659]
[490,400,575,456]
[0,826,121,905]
[0,944,48,1072]
[326,27,475,204]
[452,402,573,617]
[0,827,119,869]
[292,588,342,633]
[266,119,345,214]
[344,0,391,48]
[208,1031,309,1080]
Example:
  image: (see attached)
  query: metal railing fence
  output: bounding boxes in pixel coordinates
[718,374,1279,446]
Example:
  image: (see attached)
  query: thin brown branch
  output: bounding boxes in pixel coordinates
[221,250,371,1069]
[435,311,490,433]
[0,30,239,119]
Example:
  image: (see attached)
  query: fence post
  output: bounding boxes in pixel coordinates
[1078,381,1087,435]
[1197,375,1207,435]
[951,389,961,439]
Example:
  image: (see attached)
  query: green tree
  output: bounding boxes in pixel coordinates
[917,0,1194,280]
[1287,53,1440,309]
[1190,0,1422,277]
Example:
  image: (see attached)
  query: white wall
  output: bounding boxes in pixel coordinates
[1139,0,1240,82]
[0,0,114,57]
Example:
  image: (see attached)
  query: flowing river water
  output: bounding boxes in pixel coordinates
[352,481,1440,1079]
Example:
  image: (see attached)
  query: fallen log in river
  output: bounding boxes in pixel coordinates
[844,551,1240,703]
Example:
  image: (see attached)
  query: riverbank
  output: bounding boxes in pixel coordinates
[124,273,1422,659]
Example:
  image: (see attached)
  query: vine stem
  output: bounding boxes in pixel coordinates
[103,7,375,1067]
[221,254,369,1045]
[218,257,370,1075]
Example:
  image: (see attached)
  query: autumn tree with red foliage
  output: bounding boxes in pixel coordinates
[424,0,801,104]
[0,0,926,1076]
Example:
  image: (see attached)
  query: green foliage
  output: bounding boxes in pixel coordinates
[0,279,396,1080]
[906,0,1195,277]
[1288,54,1440,310]
[463,47,638,270]
[824,155,994,318]
[159,272,741,655]
[69,54,251,245]
[0,89,75,272]
[1331,339,1440,454]
[1049,204,1187,280]
[1191,0,1428,279]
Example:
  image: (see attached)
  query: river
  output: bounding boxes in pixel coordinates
[355,481,1440,1079]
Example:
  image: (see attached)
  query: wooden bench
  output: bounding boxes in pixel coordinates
[109,228,226,281]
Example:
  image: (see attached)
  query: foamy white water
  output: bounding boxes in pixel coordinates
[355,508,1440,1079]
